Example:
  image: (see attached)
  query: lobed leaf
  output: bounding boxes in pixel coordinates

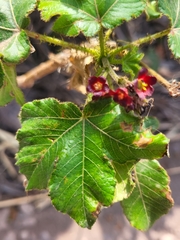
[38,0,145,37]
[119,46,144,79]
[121,159,174,230]
[0,61,25,106]
[158,0,180,58]
[16,98,169,228]
[0,0,36,63]
[143,0,161,20]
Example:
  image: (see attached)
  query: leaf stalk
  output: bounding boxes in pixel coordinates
[102,57,120,87]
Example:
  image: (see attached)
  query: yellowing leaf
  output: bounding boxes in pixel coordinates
[134,133,153,148]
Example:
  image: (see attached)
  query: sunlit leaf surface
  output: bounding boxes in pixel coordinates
[0,0,36,63]
[38,0,145,36]
[121,160,174,230]
[0,61,25,106]
[16,98,169,228]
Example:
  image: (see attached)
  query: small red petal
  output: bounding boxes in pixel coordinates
[87,76,109,93]
[135,85,154,99]
[87,76,111,100]
[143,76,157,85]
[138,68,157,86]
[132,68,157,99]
[138,68,148,79]
[112,88,133,107]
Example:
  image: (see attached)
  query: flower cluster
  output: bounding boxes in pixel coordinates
[86,68,157,114]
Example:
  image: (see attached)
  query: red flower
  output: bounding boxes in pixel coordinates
[132,68,157,99]
[111,88,134,110]
[87,76,110,99]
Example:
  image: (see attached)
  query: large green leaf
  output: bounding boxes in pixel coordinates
[16,98,169,228]
[0,0,36,63]
[158,0,180,58]
[121,159,174,230]
[38,0,145,37]
[0,60,25,106]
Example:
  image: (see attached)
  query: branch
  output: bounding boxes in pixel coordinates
[17,39,99,89]
[109,28,171,57]
[17,50,71,88]
[0,193,48,208]
[25,30,97,56]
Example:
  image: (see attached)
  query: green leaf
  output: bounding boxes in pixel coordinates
[0,0,36,63]
[0,60,25,106]
[121,159,174,230]
[112,161,136,202]
[16,98,169,228]
[38,0,145,37]
[119,47,144,79]
[143,116,159,132]
[158,0,180,58]
[144,0,161,20]
[0,63,4,88]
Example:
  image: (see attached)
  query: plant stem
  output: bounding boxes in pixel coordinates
[25,30,97,56]
[109,28,171,57]
[99,27,105,59]
[102,57,119,87]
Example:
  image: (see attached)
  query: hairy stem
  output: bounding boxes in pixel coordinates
[109,28,171,57]
[99,27,105,59]
[102,57,119,87]
[25,30,97,55]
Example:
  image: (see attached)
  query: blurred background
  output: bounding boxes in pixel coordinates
[0,10,180,240]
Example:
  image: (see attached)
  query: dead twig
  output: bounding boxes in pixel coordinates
[0,129,19,178]
[0,193,48,209]
[16,39,100,90]
[17,50,71,88]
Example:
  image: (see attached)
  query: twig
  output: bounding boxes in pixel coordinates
[17,50,71,88]
[0,147,17,178]
[0,193,48,209]
[0,129,19,178]
[109,28,171,56]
